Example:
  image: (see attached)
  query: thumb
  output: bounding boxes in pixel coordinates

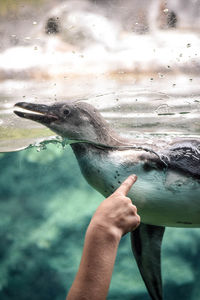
[114,174,137,196]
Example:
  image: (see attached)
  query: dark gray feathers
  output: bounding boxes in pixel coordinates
[159,140,200,178]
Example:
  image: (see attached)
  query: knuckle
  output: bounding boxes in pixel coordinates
[136,215,141,226]
[118,195,127,201]
[128,202,134,210]
[124,196,132,203]
[129,204,137,214]
[132,204,137,213]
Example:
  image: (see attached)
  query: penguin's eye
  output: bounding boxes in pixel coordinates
[63,108,70,116]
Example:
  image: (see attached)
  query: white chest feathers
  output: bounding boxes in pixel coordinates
[78,148,200,228]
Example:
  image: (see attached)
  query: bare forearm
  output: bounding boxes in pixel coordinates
[66,224,120,300]
[66,175,140,300]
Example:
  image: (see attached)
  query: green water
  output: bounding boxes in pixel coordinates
[1,143,200,300]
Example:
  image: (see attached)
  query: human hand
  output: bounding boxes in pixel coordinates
[67,175,140,300]
[89,175,140,240]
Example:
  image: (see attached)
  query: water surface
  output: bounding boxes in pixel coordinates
[1,74,200,152]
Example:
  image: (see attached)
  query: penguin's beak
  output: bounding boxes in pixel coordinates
[14,102,58,124]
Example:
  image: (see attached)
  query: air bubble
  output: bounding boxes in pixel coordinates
[61,139,68,149]
[36,143,47,152]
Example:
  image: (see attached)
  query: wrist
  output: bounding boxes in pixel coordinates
[87,218,122,244]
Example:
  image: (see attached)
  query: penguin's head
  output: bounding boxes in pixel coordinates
[14,101,110,144]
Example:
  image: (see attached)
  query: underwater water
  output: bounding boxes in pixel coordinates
[1,143,200,300]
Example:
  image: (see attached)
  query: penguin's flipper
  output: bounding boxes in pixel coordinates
[131,223,165,300]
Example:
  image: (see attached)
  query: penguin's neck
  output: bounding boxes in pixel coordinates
[71,142,108,164]
[77,106,130,147]
[89,124,130,148]
[69,122,132,185]
[70,130,129,170]
[70,142,112,194]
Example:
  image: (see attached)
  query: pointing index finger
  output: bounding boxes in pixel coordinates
[115,175,137,196]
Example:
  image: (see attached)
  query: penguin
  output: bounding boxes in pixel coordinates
[14,100,200,300]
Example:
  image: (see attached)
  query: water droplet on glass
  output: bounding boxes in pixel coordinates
[158,73,164,78]
[155,104,170,115]
[187,43,191,48]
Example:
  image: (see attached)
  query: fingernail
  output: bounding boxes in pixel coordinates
[131,174,137,180]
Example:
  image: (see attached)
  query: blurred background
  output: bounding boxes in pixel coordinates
[1,0,200,299]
